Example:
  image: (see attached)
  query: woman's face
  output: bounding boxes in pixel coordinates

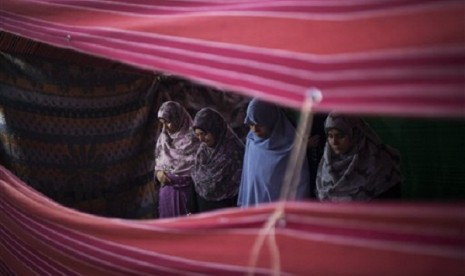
[249,124,270,139]
[159,118,178,134]
[327,128,354,155]
[194,128,216,147]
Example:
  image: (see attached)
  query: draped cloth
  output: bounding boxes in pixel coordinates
[2,164,464,275]
[155,101,199,177]
[0,52,159,219]
[238,98,309,207]
[2,0,463,117]
[191,108,244,201]
[317,113,403,201]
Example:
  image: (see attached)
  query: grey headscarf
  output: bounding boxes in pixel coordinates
[191,108,244,201]
[316,113,403,201]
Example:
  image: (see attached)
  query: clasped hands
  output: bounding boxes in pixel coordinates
[156,170,172,186]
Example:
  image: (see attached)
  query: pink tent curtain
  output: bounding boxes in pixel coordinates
[1,165,464,275]
[1,0,464,117]
[1,1,465,274]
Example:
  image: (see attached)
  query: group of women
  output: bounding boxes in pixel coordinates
[154,98,403,218]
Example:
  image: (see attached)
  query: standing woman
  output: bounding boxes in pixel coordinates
[316,113,403,201]
[155,101,200,218]
[191,108,244,212]
[238,98,310,207]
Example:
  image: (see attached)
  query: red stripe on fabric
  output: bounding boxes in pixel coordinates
[33,0,445,16]
[2,201,270,275]
[5,190,463,260]
[1,1,463,117]
[57,42,465,117]
[283,201,465,221]
[2,165,465,275]
[4,9,463,73]
[21,24,460,92]
[2,21,464,116]
[0,258,18,276]
[67,33,465,88]
[316,103,464,118]
[0,226,79,276]
[1,203,187,276]
[0,229,48,275]
[323,93,465,106]
[284,221,465,248]
[2,10,464,83]
[5,198,462,276]
[0,198,135,275]
[2,1,463,54]
[3,12,463,85]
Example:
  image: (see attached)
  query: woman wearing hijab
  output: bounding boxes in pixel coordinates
[238,98,310,207]
[191,108,245,212]
[155,101,200,218]
[316,112,403,201]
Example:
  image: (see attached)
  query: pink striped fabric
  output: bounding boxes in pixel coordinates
[1,165,464,275]
[1,0,463,117]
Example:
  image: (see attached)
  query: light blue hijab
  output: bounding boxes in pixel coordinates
[237,98,309,207]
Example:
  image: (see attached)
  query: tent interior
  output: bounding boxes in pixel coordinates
[1,31,463,219]
[1,30,464,275]
[1,0,464,274]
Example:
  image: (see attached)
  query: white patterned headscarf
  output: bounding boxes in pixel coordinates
[316,113,403,201]
[155,101,200,177]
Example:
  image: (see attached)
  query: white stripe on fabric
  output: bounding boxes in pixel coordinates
[3,17,460,99]
[277,228,465,259]
[0,231,42,276]
[41,217,284,275]
[3,201,278,275]
[283,201,465,219]
[2,12,462,91]
[2,174,464,273]
[1,8,462,115]
[284,213,462,239]
[2,20,308,95]
[0,226,77,276]
[2,9,463,65]
[2,203,142,276]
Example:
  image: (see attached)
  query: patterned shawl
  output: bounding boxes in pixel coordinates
[155,101,199,177]
[316,113,403,201]
[238,98,309,207]
[191,108,244,201]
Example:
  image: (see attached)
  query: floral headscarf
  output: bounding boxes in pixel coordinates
[191,108,244,201]
[154,101,199,176]
[316,113,403,201]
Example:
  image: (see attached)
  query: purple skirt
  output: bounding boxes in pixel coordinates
[158,176,196,218]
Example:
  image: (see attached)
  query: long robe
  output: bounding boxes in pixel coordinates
[155,101,199,217]
[238,98,309,207]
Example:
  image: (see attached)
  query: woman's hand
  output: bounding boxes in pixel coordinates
[156,170,172,186]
